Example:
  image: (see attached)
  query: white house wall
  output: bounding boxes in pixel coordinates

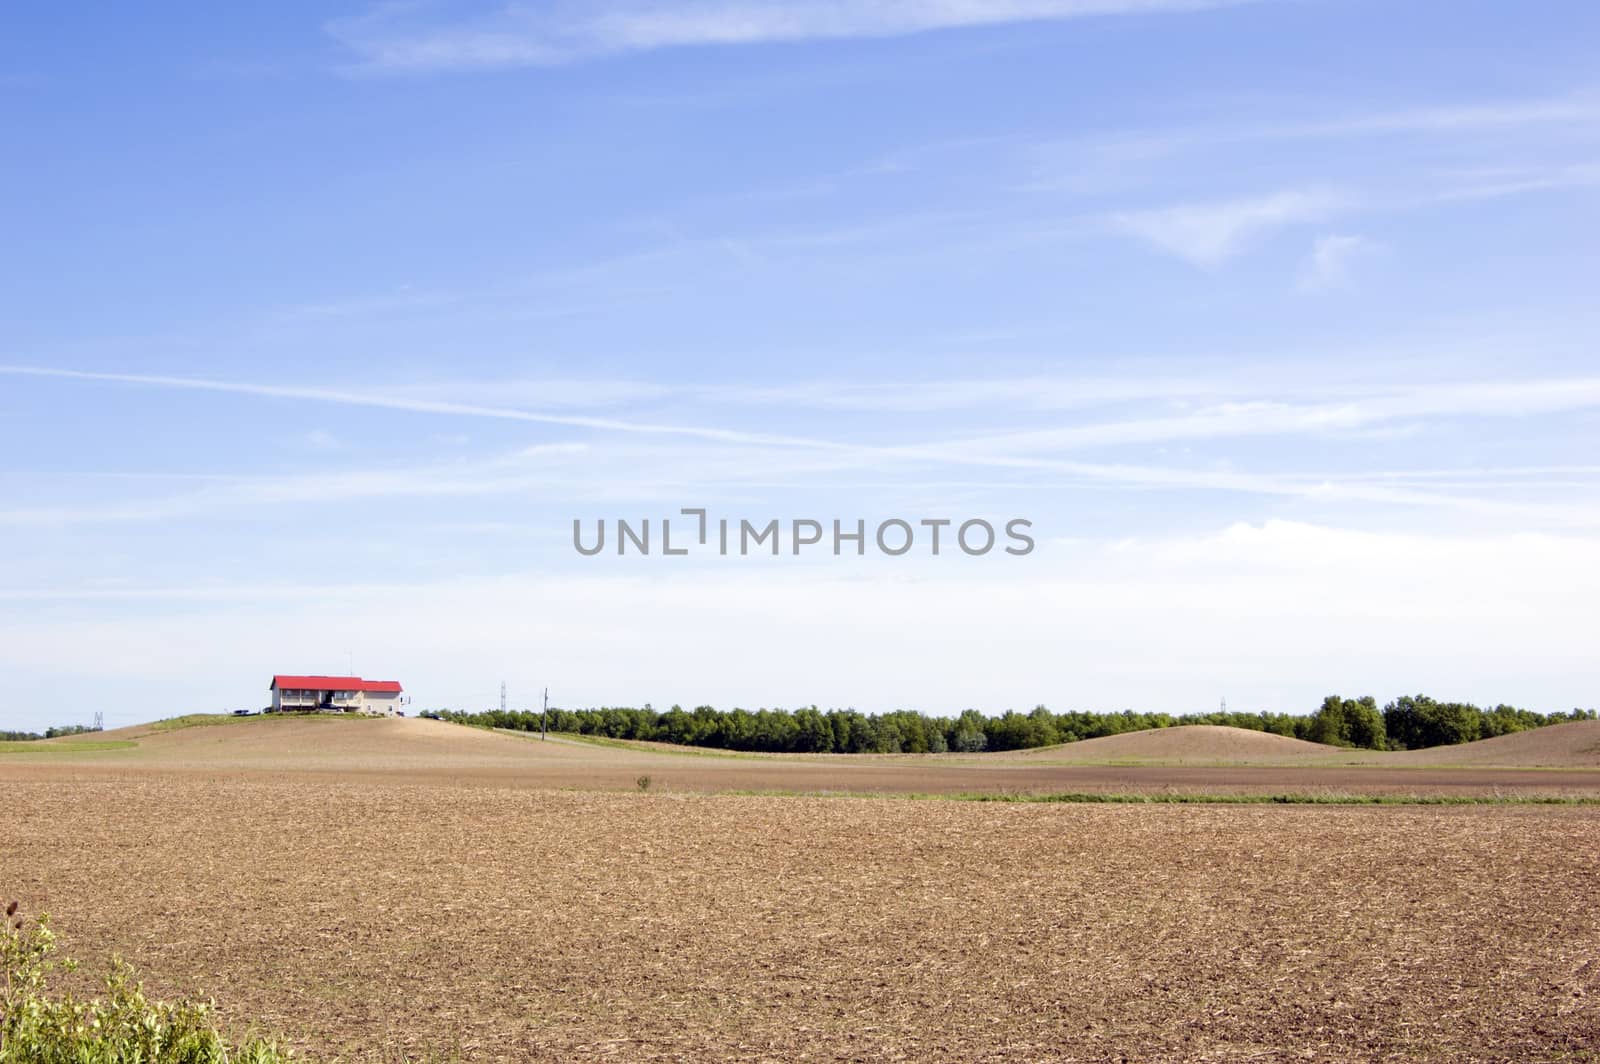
[361,692,400,716]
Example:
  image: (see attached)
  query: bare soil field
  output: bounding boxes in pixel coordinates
[3,770,1597,1063]
[1018,720,1600,769]
[1014,724,1351,764]
[1374,720,1600,768]
[6,716,1600,798]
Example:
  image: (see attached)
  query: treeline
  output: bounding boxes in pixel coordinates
[0,724,101,742]
[429,697,1596,754]
[1378,694,1589,750]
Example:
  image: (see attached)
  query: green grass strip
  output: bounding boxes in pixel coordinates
[509,729,772,759]
[145,712,373,732]
[713,788,1600,806]
[0,740,138,754]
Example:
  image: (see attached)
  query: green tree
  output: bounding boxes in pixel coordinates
[1308,695,1352,746]
[951,709,988,752]
[793,706,834,752]
[1345,696,1385,750]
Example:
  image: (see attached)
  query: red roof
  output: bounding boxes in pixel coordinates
[271,675,402,694]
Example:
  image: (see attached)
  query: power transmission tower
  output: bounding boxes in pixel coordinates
[542,687,548,740]
[500,681,508,714]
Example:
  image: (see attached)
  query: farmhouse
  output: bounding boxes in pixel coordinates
[268,675,404,716]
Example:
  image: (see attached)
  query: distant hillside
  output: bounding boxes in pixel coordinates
[5,712,1599,797]
[1014,720,1600,768]
[1384,720,1600,768]
[1015,725,1339,763]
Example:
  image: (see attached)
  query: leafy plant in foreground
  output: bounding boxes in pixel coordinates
[0,897,298,1064]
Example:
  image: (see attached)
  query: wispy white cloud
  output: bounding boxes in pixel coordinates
[4,415,1599,534]
[0,443,593,525]
[0,365,851,451]
[7,364,1600,529]
[698,374,1240,411]
[390,377,676,410]
[1430,161,1600,203]
[1031,90,1600,177]
[1297,233,1374,292]
[328,0,1265,74]
[1110,187,1346,266]
[298,428,345,451]
[272,285,459,323]
[12,362,1600,451]
[943,377,1600,455]
[1051,92,1600,167]
[888,452,1600,528]
[1025,92,1600,225]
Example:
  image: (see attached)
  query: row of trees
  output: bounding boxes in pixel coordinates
[431,698,1595,754]
[1305,694,1597,750]
[1377,695,1576,749]
[0,724,101,742]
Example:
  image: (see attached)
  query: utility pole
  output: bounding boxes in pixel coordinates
[542,687,548,740]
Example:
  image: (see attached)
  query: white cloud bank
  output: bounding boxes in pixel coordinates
[4,521,1596,729]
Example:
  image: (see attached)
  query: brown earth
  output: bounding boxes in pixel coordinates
[6,715,1600,797]
[2,773,1596,1063]
[1015,724,1342,763]
[1377,719,1600,767]
[1019,720,1600,768]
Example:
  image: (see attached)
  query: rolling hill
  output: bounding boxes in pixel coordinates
[1013,724,1338,763]
[5,713,1599,796]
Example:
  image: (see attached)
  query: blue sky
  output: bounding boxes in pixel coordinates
[3,0,1598,729]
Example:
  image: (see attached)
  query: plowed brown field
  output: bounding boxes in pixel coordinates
[8,716,1600,796]
[4,717,1599,1062]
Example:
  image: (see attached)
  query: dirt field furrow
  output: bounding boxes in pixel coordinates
[6,772,1598,1062]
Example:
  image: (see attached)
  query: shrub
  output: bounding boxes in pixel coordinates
[0,899,300,1064]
